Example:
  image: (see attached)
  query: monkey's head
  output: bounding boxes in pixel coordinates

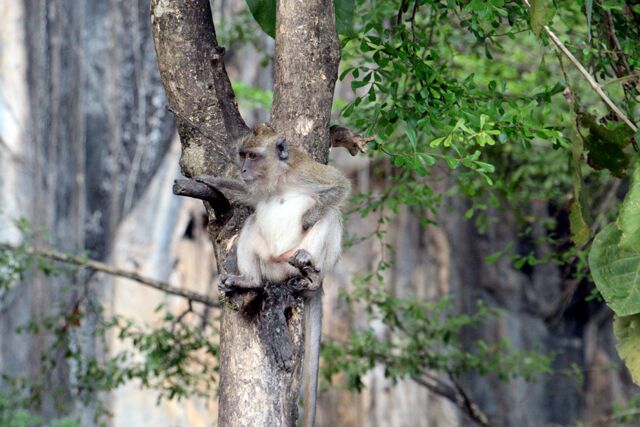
[238,123,291,191]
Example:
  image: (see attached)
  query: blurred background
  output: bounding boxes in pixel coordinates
[0,0,638,426]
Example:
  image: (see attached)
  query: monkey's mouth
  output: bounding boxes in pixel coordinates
[242,174,262,184]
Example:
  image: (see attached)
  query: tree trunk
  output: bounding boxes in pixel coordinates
[150,0,340,425]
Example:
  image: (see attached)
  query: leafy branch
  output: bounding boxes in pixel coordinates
[0,242,218,307]
[524,0,638,133]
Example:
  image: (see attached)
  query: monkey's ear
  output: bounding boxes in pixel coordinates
[276,137,289,160]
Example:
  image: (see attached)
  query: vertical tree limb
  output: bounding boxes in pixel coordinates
[272,0,341,163]
[151,0,248,181]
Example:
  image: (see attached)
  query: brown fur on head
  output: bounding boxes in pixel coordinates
[239,123,297,195]
[239,123,350,201]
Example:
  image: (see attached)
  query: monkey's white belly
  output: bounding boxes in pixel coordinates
[255,192,315,257]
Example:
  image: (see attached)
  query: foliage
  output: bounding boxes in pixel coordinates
[0,219,219,422]
[614,314,640,385]
[0,390,80,427]
[322,286,553,391]
[94,307,219,401]
[589,224,640,317]
[608,391,640,426]
[333,0,639,385]
[590,160,640,383]
[231,81,273,110]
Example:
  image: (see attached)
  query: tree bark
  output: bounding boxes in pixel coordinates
[272,0,340,163]
[150,0,340,426]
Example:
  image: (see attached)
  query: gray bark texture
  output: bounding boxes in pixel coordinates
[150,1,340,426]
[272,0,340,163]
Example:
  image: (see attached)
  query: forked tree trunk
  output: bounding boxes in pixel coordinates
[150,1,340,425]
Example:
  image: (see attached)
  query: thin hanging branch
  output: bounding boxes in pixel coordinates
[523,0,637,133]
[0,242,219,307]
[411,373,493,427]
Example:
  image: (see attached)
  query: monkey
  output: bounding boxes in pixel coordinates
[196,122,350,427]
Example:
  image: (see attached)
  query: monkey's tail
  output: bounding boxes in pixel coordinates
[302,291,322,427]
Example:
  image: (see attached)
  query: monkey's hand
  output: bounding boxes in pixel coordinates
[301,206,323,231]
[288,249,320,278]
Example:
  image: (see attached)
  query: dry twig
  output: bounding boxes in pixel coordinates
[0,242,218,307]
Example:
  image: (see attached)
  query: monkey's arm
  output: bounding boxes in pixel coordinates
[301,179,350,231]
[194,175,251,206]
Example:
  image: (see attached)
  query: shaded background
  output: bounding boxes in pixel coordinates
[0,0,635,426]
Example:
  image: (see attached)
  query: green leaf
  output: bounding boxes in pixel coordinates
[589,223,640,316]
[429,136,445,147]
[245,0,276,38]
[335,0,355,36]
[613,313,640,384]
[620,163,640,251]
[244,0,354,38]
[569,200,589,246]
[569,138,589,246]
[530,0,549,37]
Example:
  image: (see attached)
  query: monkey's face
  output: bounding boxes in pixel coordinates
[239,148,264,183]
[239,136,289,185]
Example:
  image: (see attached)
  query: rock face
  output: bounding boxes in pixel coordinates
[0,1,634,427]
[0,0,174,423]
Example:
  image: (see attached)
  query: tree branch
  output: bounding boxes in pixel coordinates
[271,0,341,163]
[0,242,218,307]
[523,0,637,133]
[411,373,493,427]
[173,178,233,222]
[151,0,248,179]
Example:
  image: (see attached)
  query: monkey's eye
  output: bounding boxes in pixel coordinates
[247,152,257,160]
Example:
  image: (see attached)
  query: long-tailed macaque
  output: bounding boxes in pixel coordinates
[196,123,350,427]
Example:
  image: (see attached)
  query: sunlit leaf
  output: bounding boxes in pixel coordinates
[569,138,589,246]
[620,163,640,251]
[589,223,640,316]
[614,313,640,384]
[530,0,549,37]
[569,200,589,246]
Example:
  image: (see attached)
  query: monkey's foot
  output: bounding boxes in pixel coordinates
[286,275,321,293]
[219,274,260,295]
[288,249,320,277]
[330,125,376,156]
